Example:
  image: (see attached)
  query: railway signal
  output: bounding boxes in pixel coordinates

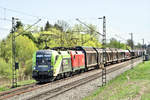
[11,17,41,88]
[12,17,18,88]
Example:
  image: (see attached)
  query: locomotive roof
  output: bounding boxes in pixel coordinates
[36,50,52,55]
[75,46,96,51]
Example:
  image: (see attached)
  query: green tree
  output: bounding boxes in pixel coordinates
[15,35,37,76]
[16,21,23,29]
[0,20,108,78]
[0,33,38,77]
[54,20,70,32]
[87,24,98,38]
[0,39,12,63]
[106,38,129,49]
[44,21,52,31]
[127,39,134,48]
[40,27,44,31]
[0,58,11,78]
[135,43,142,49]
[107,38,120,48]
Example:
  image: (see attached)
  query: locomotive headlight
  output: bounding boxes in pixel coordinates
[33,67,36,70]
[33,67,38,72]
[32,66,37,70]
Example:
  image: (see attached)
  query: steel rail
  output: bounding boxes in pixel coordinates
[0,57,141,100]
[28,58,141,100]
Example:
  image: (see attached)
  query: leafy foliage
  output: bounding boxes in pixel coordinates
[0,58,11,78]
[106,38,129,49]
[44,21,52,31]
[0,33,37,78]
[0,20,135,79]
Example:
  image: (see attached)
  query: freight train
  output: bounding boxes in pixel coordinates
[32,46,143,82]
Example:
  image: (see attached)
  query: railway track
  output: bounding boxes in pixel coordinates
[27,58,141,100]
[28,70,102,100]
[0,67,99,99]
[0,58,141,100]
[0,84,36,99]
[0,75,79,100]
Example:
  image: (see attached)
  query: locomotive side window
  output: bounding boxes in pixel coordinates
[74,55,75,60]
[55,55,59,64]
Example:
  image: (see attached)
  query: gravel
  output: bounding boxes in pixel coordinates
[7,58,142,100]
[48,58,142,100]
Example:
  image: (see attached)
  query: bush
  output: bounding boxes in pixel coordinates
[24,60,32,76]
[0,58,11,79]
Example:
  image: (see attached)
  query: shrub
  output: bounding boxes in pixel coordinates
[0,58,12,79]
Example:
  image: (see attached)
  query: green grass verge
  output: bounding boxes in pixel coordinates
[0,79,36,92]
[0,86,10,92]
[17,79,36,86]
[83,61,150,100]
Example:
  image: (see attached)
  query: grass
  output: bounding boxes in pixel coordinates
[0,86,10,92]
[17,79,36,86]
[83,61,150,100]
[0,79,36,92]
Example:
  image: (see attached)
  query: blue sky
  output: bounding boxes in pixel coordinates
[0,0,150,44]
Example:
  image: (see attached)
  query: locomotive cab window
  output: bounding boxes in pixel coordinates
[36,54,51,66]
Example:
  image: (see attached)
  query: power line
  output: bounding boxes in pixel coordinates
[0,7,58,29]
[76,18,103,36]
[0,6,59,22]
[15,19,41,37]
[0,6,103,28]
[0,6,105,25]
[0,6,40,19]
[0,17,42,29]
[115,33,141,45]
[115,34,127,42]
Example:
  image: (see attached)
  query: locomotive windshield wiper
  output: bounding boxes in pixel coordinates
[36,54,48,65]
[42,54,51,65]
[44,56,48,64]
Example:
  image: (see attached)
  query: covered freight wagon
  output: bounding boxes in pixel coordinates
[75,46,98,69]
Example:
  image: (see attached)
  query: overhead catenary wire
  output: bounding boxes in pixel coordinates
[76,18,103,36]
[0,16,43,32]
[115,33,141,45]
[0,6,40,19]
[115,34,127,42]
[0,6,65,22]
[0,6,104,30]
[0,6,47,28]
[15,19,41,37]
[0,6,112,42]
